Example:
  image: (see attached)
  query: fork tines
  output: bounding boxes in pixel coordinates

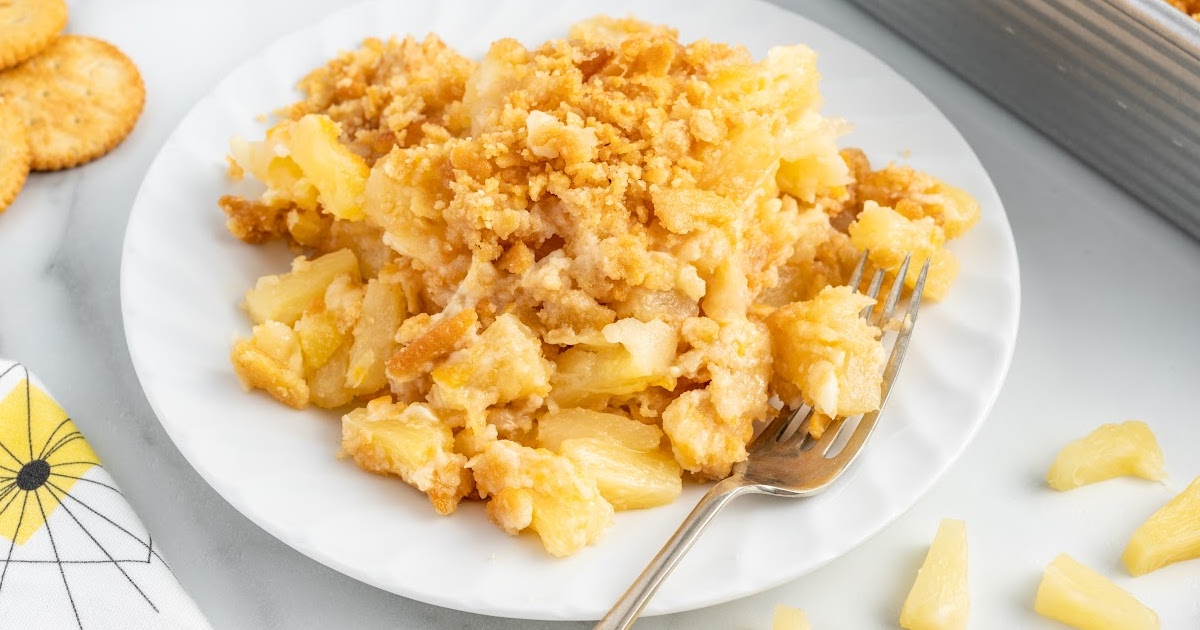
[765,252,929,451]
[849,251,928,331]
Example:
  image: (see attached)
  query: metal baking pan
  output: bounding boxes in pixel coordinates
[850,0,1200,239]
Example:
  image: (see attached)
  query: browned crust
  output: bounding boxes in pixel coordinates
[219,195,289,243]
[386,308,478,382]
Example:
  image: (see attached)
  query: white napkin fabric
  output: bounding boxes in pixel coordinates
[0,360,211,630]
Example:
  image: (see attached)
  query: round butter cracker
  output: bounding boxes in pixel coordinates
[0,0,67,71]
[0,101,30,213]
[0,35,145,171]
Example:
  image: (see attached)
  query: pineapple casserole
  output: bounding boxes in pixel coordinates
[220,16,981,556]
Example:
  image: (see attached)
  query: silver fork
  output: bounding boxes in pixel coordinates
[595,252,929,630]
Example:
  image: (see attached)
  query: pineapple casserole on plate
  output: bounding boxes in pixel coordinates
[220,15,981,556]
[120,0,1019,617]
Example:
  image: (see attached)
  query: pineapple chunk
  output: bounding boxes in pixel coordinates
[244,249,361,325]
[601,317,678,367]
[551,318,677,407]
[777,139,849,205]
[537,408,663,452]
[1123,476,1200,576]
[776,88,850,204]
[772,605,813,630]
[308,342,354,409]
[430,313,552,421]
[229,114,369,221]
[697,116,779,205]
[454,423,499,459]
[766,285,885,418]
[320,218,397,278]
[807,412,835,439]
[228,127,319,212]
[286,114,370,221]
[1046,421,1165,491]
[899,518,969,630]
[231,321,309,408]
[468,440,614,556]
[558,438,682,511]
[1035,554,1159,630]
[556,436,681,511]
[701,258,753,323]
[293,276,362,407]
[285,205,329,247]
[753,45,849,204]
[293,308,346,372]
[361,143,454,270]
[340,398,471,515]
[345,276,407,395]
[848,201,959,301]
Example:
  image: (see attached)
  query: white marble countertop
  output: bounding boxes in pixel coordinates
[2,0,1199,628]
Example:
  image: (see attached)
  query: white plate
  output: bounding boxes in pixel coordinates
[120,0,1020,620]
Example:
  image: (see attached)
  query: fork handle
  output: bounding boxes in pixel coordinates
[595,477,751,630]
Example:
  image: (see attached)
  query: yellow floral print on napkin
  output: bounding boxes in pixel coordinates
[0,374,98,546]
[0,361,213,629]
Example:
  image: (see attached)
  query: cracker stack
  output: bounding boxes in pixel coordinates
[0,0,145,212]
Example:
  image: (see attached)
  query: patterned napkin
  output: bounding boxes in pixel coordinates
[0,360,210,629]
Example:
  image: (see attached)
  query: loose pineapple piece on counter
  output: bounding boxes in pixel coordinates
[899,518,969,630]
[468,440,613,557]
[1046,421,1165,491]
[243,248,361,325]
[848,201,958,301]
[1035,554,1159,630]
[771,604,813,630]
[231,321,310,409]
[766,285,885,419]
[340,398,471,515]
[1123,476,1200,576]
